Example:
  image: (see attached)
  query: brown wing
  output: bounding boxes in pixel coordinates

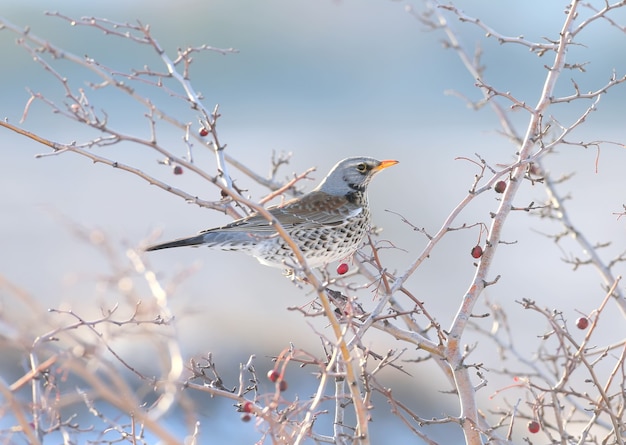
[201,191,361,234]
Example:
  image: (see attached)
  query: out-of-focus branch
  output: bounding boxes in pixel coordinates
[66,356,183,445]
[573,1,626,36]
[543,172,626,316]
[440,4,558,55]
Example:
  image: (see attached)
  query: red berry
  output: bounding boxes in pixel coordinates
[242,401,253,413]
[199,127,209,137]
[494,180,507,194]
[471,245,483,259]
[173,165,183,175]
[576,317,589,330]
[279,380,288,392]
[241,413,251,422]
[336,263,349,275]
[527,420,540,434]
[267,369,280,382]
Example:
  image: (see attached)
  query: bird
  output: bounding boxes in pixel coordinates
[145,156,398,270]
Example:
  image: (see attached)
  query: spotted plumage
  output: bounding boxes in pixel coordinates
[145,157,398,269]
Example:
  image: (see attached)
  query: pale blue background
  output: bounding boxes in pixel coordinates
[1,1,625,443]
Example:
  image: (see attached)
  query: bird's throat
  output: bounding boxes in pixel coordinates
[346,189,365,204]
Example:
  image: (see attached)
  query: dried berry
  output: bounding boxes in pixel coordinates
[576,316,589,330]
[279,380,288,392]
[527,420,540,434]
[471,245,483,259]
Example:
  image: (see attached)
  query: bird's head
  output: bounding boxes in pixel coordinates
[315,157,398,195]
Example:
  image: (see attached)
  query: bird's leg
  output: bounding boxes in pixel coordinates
[282,267,309,288]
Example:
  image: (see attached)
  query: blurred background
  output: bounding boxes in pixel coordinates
[1,0,625,443]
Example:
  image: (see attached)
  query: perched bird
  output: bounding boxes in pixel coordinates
[145,157,398,270]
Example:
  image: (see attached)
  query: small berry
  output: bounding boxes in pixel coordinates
[267,369,280,382]
[242,401,253,413]
[576,316,589,330]
[494,180,507,194]
[527,420,540,434]
[336,263,349,275]
[241,413,251,422]
[173,165,183,175]
[199,127,209,137]
[471,245,483,259]
[279,380,288,392]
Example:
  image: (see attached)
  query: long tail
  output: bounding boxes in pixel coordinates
[145,234,206,251]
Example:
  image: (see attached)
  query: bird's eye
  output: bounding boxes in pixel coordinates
[356,163,368,173]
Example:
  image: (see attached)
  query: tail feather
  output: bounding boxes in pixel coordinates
[145,234,206,251]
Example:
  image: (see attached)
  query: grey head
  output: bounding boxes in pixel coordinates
[314,156,399,196]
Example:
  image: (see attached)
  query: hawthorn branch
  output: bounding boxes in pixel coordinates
[543,170,626,317]
[440,4,558,55]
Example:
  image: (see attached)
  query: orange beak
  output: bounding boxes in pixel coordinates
[375,159,399,171]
